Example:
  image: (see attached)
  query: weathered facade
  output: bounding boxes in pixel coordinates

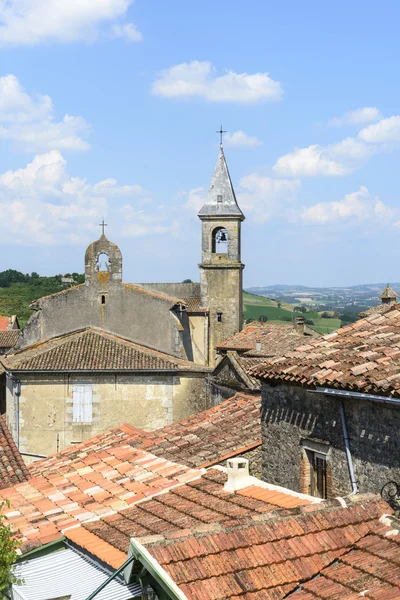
[4,327,210,457]
[261,383,400,498]
[1,145,245,455]
[198,145,245,366]
[252,304,400,499]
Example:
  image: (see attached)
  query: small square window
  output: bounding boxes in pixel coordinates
[217,312,223,322]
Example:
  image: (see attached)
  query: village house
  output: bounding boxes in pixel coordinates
[212,317,320,399]
[1,144,246,456]
[1,403,396,599]
[0,314,20,356]
[251,303,400,500]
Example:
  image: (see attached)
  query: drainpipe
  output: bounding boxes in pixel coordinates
[6,372,21,448]
[313,388,361,495]
[338,399,358,495]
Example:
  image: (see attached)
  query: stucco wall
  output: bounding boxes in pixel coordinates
[261,383,400,497]
[19,284,185,356]
[6,372,208,457]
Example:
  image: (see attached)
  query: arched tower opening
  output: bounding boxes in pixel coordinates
[212,227,229,254]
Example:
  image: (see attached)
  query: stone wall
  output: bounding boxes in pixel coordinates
[261,382,400,497]
[138,282,201,299]
[6,372,209,457]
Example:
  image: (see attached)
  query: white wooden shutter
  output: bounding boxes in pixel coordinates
[72,385,92,423]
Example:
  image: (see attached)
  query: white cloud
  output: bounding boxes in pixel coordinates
[358,116,400,143]
[152,61,283,103]
[0,75,90,152]
[237,174,301,222]
[225,130,263,148]
[0,151,175,245]
[111,22,142,42]
[274,113,400,177]
[184,187,207,212]
[328,107,382,127]
[273,144,350,177]
[0,0,141,46]
[301,186,396,224]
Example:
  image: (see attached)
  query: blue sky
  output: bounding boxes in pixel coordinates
[1,0,400,287]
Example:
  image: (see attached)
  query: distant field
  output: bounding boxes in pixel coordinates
[243,291,340,334]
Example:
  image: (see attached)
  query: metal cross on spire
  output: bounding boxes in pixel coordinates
[99,219,108,236]
[216,125,227,145]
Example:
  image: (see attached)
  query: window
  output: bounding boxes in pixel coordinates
[96,252,110,272]
[310,451,327,499]
[101,294,106,305]
[72,385,93,423]
[212,227,228,254]
[217,312,223,322]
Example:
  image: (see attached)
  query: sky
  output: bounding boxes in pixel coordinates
[0,0,400,287]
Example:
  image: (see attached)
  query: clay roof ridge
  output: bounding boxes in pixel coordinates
[5,326,211,372]
[122,283,186,305]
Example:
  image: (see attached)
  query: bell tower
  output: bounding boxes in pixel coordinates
[199,144,245,366]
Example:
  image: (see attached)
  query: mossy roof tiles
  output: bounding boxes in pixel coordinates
[139,495,394,599]
[251,304,400,396]
[3,327,209,372]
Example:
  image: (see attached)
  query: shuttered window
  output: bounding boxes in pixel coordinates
[72,385,93,423]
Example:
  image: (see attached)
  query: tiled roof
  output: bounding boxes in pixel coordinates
[287,521,400,599]
[138,494,391,600]
[0,436,203,551]
[359,303,392,318]
[3,327,209,373]
[64,468,313,568]
[183,298,208,313]
[251,304,400,396]
[0,415,30,489]
[127,392,261,469]
[0,329,20,348]
[380,284,398,299]
[28,391,261,479]
[217,322,320,357]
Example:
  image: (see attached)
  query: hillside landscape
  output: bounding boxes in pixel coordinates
[0,270,386,333]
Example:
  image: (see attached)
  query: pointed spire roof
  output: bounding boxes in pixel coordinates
[379,284,398,299]
[198,145,245,220]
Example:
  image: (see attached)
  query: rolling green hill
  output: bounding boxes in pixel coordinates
[0,273,341,334]
[243,291,341,334]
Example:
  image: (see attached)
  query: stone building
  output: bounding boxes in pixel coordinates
[359,283,398,318]
[0,315,20,356]
[251,304,400,499]
[1,144,246,456]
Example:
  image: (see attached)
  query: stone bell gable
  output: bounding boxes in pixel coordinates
[18,234,188,358]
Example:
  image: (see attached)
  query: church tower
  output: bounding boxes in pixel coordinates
[198,144,245,366]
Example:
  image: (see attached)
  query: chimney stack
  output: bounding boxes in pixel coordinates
[255,339,262,353]
[224,457,252,492]
[293,316,305,335]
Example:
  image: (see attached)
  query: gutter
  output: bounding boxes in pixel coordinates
[314,387,358,495]
[316,386,400,407]
[129,538,188,600]
[5,367,211,375]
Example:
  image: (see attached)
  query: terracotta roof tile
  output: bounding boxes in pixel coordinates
[3,327,209,372]
[217,322,320,356]
[0,437,203,551]
[0,415,30,489]
[127,392,261,469]
[251,304,400,396]
[0,316,10,330]
[0,330,20,348]
[139,495,393,599]
[64,468,313,569]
